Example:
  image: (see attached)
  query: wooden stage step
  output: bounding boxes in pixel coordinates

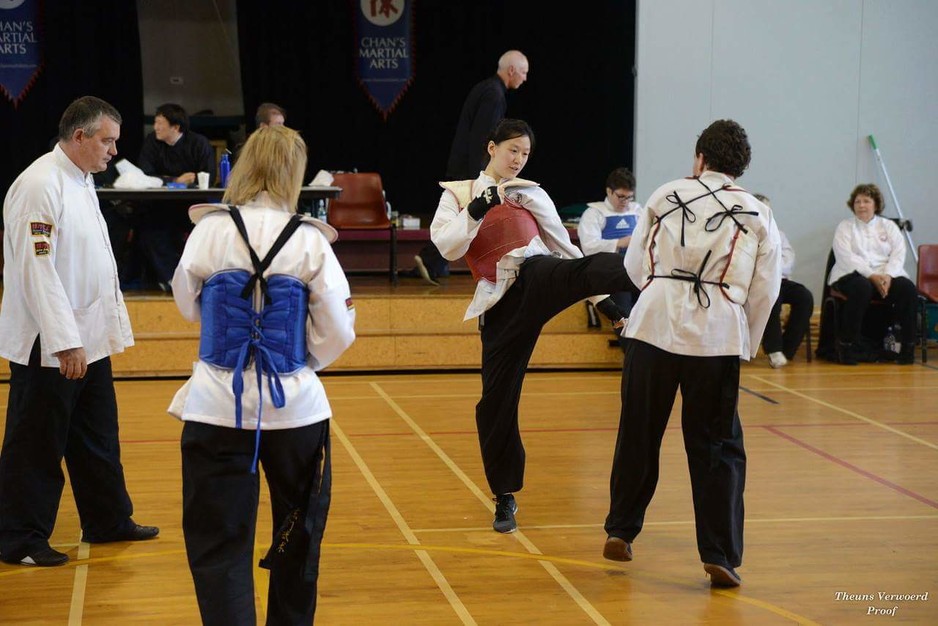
[0,276,625,379]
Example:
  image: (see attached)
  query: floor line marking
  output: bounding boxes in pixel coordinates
[739,385,779,404]
[67,540,90,626]
[254,544,269,619]
[322,542,822,626]
[764,426,938,510]
[409,514,938,533]
[329,390,621,401]
[370,381,611,626]
[331,418,475,625]
[750,375,938,450]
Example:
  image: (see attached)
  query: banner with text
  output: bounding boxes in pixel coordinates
[0,0,42,107]
[355,0,413,120]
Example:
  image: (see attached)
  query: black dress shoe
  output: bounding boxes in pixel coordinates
[1,546,69,567]
[83,523,160,544]
[897,345,915,365]
[704,562,742,587]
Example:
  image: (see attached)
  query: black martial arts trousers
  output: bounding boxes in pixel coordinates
[605,340,745,569]
[476,252,632,496]
[0,341,133,560]
[181,420,331,626]
[831,272,918,346]
[762,278,814,359]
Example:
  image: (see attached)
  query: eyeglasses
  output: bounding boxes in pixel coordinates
[613,192,635,202]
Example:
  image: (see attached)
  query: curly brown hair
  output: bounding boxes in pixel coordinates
[695,120,751,178]
[847,183,884,214]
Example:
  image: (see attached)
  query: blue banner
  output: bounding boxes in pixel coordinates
[355,0,413,119]
[0,0,42,107]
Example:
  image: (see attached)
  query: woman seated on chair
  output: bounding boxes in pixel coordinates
[828,183,917,365]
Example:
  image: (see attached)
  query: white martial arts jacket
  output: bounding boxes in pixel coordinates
[779,231,795,280]
[623,171,782,360]
[577,199,643,256]
[827,215,908,284]
[430,173,605,321]
[0,145,134,367]
[168,196,356,429]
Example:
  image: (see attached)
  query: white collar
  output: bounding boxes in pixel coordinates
[53,143,92,186]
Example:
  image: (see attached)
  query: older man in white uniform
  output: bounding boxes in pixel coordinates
[0,96,158,568]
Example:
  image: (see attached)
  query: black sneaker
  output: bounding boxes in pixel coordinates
[83,521,160,544]
[837,341,859,365]
[704,563,742,587]
[1,546,69,567]
[493,493,518,533]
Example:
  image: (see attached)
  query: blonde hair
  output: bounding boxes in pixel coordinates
[223,125,307,209]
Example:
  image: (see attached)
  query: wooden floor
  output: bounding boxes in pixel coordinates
[1,358,937,624]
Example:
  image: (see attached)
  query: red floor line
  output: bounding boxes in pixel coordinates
[121,421,938,445]
[763,425,938,510]
[754,421,938,428]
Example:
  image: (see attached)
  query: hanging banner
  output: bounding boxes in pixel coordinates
[354,0,414,120]
[0,0,42,107]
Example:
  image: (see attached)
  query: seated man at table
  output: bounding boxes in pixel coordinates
[132,103,215,291]
[255,102,286,128]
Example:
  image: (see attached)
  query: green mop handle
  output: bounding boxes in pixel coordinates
[868,134,917,262]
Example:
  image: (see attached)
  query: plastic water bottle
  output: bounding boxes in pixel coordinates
[219,152,231,188]
[883,324,899,354]
[315,199,327,223]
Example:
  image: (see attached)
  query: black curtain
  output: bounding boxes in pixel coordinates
[236,0,635,217]
[0,0,143,197]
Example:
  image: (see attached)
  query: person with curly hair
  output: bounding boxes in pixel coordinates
[602,120,782,588]
[827,183,917,364]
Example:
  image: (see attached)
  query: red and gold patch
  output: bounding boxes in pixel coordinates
[34,241,51,256]
[345,297,355,310]
[30,222,53,237]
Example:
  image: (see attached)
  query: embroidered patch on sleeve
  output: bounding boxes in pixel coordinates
[34,241,51,256]
[345,297,355,310]
[30,222,53,237]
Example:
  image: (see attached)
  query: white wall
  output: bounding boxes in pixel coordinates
[635,0,938,296]
[138,0,243,119]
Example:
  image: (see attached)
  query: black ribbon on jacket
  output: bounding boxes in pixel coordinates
[650,249,728,309]
[657,190,698,247]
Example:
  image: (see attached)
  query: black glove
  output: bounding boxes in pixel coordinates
[466,185,500,220]
[594,297,626,323]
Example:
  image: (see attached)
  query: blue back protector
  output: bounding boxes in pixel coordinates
[197,207,308,472]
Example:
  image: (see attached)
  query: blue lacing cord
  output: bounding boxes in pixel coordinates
[231,321,287,473]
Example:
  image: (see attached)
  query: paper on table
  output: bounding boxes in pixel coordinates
[112,159,164,189]
[308,169,334,186]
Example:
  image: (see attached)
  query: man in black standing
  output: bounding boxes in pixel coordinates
[409,50,530,284]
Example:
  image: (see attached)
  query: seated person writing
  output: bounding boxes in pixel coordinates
[577,167,642,349]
